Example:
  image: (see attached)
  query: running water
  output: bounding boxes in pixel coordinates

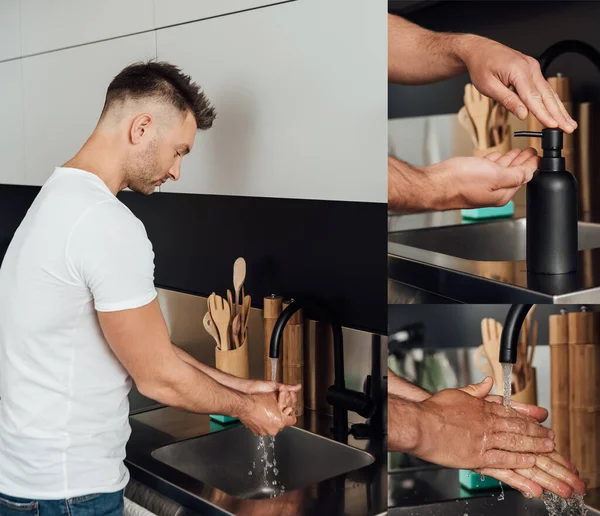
[501,363,587,515]
[250,357,284,497]
[501,362,513,408]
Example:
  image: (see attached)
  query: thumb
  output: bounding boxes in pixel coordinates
[459,376,494,399]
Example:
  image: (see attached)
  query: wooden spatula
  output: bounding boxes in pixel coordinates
[232,314,241,349]
[241,295,251,343]
[208,294,231,351]
[226,289,234,316]
[233,258,246,316]
[464,84,491,150]
[203,312,221,350]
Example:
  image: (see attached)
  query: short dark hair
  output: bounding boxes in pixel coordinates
[102,61,216,130]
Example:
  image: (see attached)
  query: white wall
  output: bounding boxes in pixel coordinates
[0,0,386,203]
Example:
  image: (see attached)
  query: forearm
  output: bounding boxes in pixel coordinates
[139,352,251,418]
[388,394,425,453]
[173,345,249,392]
[388,369,431,402]
[388,156,444,213]
[388,15,468,85]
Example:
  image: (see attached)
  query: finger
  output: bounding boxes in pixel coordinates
[483,151,503,162]
[537,79,576,133]
[283,407,294,416]
[482,449,536,469]
[494,161,537,189]
[485,395,548,423]
[494,416,553,439]
[484,78,529,121]
[515,466,573,499]
[495,148,523,168]
[545,451,578,474]
[512,73,558,128]
[476,468,543,498]
[554,93,577,132]
[458,376,493,398]
[490,432,554,453]
[535,454,586,494]
[509,147,538,167]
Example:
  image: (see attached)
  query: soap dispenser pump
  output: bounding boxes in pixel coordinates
[514,128,578,275]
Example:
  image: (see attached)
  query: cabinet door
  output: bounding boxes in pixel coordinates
[153,0,288,29]
[157,0,386,203]
[22,32,156,186]
[0,0,21,61]
[0,60,25,185]
[19,0,154,56]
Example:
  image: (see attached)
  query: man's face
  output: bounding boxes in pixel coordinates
[126,110,197,195]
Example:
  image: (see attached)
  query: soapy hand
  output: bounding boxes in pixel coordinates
[421,147,540,210]
[239,391,297,436]
[414,377,555,471]
[240,379,301,415]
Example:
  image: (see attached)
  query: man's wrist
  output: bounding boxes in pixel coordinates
[451,33,484,69]
[230,391,253,419]
[389,157,442,213]
[390,395,425,454]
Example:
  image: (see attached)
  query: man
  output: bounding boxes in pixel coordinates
[0,61,300,514]
[388,14,578,211]
[389,371,586,499]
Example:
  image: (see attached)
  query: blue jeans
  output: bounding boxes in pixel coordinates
[0,490,124,516]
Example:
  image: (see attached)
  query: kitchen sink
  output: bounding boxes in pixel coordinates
[151,425,374,500]
[388,489,600,516]
[389,218,600,262]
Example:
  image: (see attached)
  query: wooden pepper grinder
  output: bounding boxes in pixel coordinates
[263,295,282,382]
[282,300,304,416]
[568,308,600,489]
[549,309,570,461]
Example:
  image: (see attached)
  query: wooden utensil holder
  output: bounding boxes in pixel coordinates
[568,311,600,488]
[512,368,537,406]
[282,301,304,416]
[215,338,250,379]
[472,131,511,158]
[549,312,570,460]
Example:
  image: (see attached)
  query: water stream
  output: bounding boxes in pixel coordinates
[500,362,587,515]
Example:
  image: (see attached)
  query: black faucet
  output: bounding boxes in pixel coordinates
[269,298,375,443]
[499,304,533,364]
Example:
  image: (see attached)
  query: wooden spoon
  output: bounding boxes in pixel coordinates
[481,318,504,394]
[464,84,491,150]
[233,257,246,316]
[458,106,479,148]
[232,314,241,349]
[203,312,221,350]
[208,294,231,351]
[226,289,234,316]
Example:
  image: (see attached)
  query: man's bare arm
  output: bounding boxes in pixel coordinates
[388,369,431,402]
[388,14,467,85]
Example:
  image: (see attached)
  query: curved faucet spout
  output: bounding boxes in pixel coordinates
[500,304,533,364]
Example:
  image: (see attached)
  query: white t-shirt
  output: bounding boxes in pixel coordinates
[0,167,157,499]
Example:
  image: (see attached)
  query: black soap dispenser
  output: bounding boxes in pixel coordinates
[514,128,578,275]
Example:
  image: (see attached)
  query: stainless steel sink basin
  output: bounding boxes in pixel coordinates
[388,490,600,516]
[389,218,600,262]
[151,425,374,500]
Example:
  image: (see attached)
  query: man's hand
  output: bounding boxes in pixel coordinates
[389,147,539,212]
[457,35,577,133]
[238,391,297,436]
[240,379,301,415]
[477,450,586,499]
[412,378,554,470]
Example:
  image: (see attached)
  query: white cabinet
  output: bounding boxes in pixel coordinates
[153,0,286,29]
[19,0,154,56]
[22,32,156,186]
[157,0,386,203]
[0,60,25,185]
[0,0,21,61]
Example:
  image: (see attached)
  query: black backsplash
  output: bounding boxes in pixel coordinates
[0,185,387,334]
